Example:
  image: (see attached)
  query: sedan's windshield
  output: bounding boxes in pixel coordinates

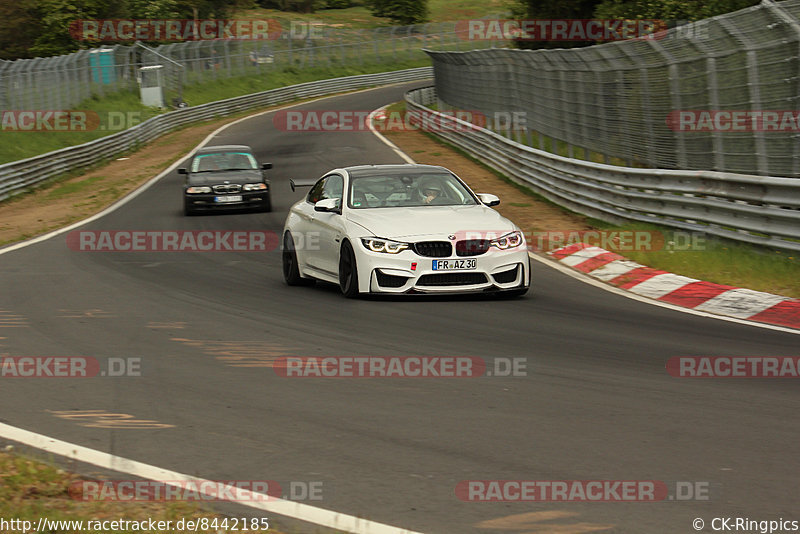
[348,172,478,209]
[191,152,258,173]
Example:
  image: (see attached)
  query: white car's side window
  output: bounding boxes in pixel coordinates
[306,179,326,204]
[321,174,344,204]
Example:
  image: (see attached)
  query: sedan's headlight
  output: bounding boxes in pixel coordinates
[490,231,523,250]
[361,237,409,254]
[243,183,267,191]
[186,186,212,194]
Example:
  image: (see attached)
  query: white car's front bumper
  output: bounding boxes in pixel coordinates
[356,243,531,294]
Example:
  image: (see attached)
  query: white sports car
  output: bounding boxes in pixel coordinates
[282,164,531,298]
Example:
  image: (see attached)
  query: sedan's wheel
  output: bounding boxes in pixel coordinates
[283,232,311,286]
[261,195,272,213]
[338,241,360,298]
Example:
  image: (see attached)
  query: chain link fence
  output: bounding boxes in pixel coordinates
[426,0,800,178]
[0,21,496,112]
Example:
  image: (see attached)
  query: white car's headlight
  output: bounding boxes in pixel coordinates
[186,186,212,194]
[243,183,267,191]
[490,231,523,250]
[361,237,409,254]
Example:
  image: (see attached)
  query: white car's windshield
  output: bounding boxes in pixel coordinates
[348,173,478,209]
[191,152,258,172]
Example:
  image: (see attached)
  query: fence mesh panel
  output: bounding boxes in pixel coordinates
[426,0,800,177]
[0,20,495,112]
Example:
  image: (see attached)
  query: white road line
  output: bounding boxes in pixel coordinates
[367,106,416,164]
[0,422,423,534]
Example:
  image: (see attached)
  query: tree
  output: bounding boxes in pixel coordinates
[29,0,128,57]
[173,0,234,18]
[593,0,759,20]
[509,0,605,49]
[125,0,180,19]
[367,0,428,26]
[0,0,39,59]
[256,0,326,12]
[507,0,759,49]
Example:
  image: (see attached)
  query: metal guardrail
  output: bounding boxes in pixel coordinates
[0,67,432,202]
[405,86,800,252]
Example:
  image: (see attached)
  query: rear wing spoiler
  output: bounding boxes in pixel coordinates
[289,179,317,192]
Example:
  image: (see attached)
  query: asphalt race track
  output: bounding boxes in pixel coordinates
[1,81,799,533]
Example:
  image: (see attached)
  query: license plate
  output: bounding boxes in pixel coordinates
[432,259,477,271]
[215,195,242,203]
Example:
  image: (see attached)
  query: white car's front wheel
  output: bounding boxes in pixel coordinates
[338,241,360,298]
[283,232,313,287]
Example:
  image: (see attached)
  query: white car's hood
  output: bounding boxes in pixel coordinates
[345,205,516,240]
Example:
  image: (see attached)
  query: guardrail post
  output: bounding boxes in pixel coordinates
[618,44,658,168]
[557,68,574,158]
[761,0,800,177]
[716,16,768,175]
[646,40,688,169]
[688,34,725,171]
[0,62,9,111]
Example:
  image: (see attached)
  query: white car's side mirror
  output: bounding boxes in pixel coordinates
[314,198,341,213]
[477,193,500,207]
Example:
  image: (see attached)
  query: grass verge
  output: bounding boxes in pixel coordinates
[0,449,291,534]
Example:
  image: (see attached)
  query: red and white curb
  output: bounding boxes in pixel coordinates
[548,242,800,330]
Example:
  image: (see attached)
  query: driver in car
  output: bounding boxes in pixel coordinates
[419,178,448,205]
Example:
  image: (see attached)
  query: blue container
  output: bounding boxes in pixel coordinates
[89,48,116,84]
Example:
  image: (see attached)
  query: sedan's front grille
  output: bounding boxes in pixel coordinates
[417,273,487,286]
[456,239,491,257]
[212,184,242,194]
[412,241,452,258]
